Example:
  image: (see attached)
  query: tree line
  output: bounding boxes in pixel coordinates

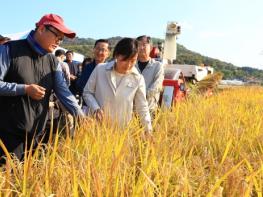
[61,37,263,84]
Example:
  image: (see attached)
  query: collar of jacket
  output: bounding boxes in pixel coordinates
[26,30,48,56]
[146,58,155,67]
[135,58,155,69]
[105,60,140,75]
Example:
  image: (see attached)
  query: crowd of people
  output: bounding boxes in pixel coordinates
[0,13,164,162]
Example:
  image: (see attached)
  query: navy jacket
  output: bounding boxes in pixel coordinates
[76,60,97,93]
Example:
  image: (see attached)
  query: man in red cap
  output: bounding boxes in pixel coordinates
[0,14,84,162]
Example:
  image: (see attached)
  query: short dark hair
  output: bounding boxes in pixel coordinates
[82,57,93,65]
[136,35,151,44]
[55,49,66,57]
[94,39,109,48]
[113,38,138,60]
[66,50,74,55]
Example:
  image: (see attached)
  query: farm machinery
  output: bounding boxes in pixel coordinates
[160,22,218,108]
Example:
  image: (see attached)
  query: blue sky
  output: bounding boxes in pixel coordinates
[1,0,263,68]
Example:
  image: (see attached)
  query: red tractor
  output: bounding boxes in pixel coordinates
[160,66,187,108]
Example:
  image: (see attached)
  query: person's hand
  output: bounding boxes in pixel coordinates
[70,75,77,80]
[94,109,104,122]
[49,101,55,108]
[79,116,94,124]
[25,84,46,100]
[141,131,154,143]
[145,131,154,142]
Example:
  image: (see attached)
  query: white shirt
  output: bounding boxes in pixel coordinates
[113,70,126,88]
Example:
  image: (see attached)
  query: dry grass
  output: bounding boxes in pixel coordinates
[196,72,223,92]
[1,87,263,196]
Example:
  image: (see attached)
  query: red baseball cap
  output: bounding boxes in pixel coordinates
[36,14,76,38]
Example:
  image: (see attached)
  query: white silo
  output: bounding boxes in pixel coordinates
[163,22,181,63]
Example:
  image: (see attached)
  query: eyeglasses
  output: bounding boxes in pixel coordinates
[138,42,150,48]
[94,48,108,53]
[45,26,64,43]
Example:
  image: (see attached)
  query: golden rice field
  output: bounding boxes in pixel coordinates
[1,87,263,196]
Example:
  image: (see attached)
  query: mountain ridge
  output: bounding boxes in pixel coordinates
[62,37,263,84]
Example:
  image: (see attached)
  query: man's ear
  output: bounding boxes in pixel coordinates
[106,49,110,57]
[36,25,45,34]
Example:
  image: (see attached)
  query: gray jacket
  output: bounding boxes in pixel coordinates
[136,58,164,111]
